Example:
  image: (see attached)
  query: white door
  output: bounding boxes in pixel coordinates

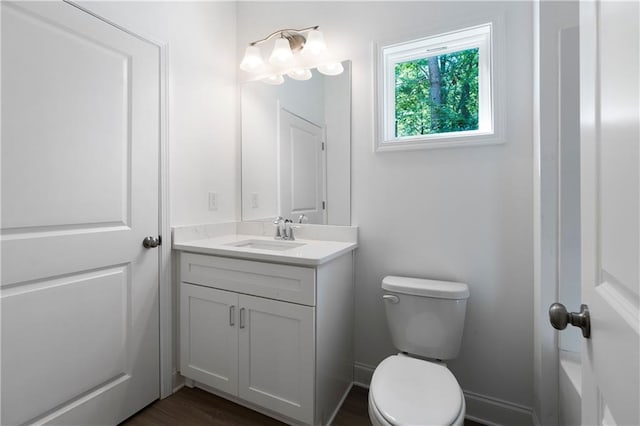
[1,1,161,424]
[580,1,639,425]
[180,283,239,395]
[279,109,326,224]
[238,294,315,424]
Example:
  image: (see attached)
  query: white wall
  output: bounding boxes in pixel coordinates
[79,1,238,227]
[238,2,534,422]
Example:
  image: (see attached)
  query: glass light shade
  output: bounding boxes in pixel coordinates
[239,45,264,71]
[317,62,344,76]
[304,30,326,55]
[269,38,293,65]
[287,68,313,81]
[262,74,285,85]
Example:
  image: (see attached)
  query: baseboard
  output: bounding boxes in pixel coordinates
[463,390,534,426]
[352,362,533,426]
[327,382,353,426]
[172,371,185,394]
[532,408,542,426]
[353,362,375,388]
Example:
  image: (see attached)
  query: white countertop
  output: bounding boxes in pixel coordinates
[172,222,358,266]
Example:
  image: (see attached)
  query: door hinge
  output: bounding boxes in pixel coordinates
[321,142,325,151]
[322,201,326,210]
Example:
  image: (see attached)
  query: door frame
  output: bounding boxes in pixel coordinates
[65,1,173,399]
[532,1,580,425]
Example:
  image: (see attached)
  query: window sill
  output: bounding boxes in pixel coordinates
[375,130,504,152]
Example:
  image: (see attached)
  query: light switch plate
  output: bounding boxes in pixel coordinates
[208,192,218,211]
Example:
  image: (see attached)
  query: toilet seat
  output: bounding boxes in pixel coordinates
[369,389,465,426]
[369,355,464,426]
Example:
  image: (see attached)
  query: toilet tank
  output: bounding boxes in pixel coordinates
[382,276,470,360]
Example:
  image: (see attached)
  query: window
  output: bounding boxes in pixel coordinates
[376,23,501,151]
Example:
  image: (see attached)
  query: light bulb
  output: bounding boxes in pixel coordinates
[287,68,313,81]
[304,29,326,56]
[262,74,285,85]
[269,38,293,65]
[317,62,344,76]
[239,45,264,71]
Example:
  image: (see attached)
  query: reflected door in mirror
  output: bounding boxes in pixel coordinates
[279,109,325,224]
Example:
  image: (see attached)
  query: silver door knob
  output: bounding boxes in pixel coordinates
[549,303,591,338]
[142,236,161,249]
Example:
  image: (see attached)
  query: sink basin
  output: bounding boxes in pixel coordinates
[226,239,306,251]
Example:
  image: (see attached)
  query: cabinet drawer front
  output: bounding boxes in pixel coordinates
[181,253,316,306]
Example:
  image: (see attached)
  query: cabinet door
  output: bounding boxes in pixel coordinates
[238,294,315,424]
[180,283,238,395]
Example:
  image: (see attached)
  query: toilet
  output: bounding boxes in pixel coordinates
[368,276,470,426]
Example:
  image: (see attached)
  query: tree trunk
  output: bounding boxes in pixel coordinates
[427,57,442,132]
[457,59,475,129]
[458,80,471,126]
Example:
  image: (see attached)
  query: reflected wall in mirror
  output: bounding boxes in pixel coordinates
[241,61,351,225]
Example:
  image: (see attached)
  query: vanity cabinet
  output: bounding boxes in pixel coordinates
[178,251,354,426]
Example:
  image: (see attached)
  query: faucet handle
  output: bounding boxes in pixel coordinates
[273,216,285,239]
[284,221,296,241]
[297,214,308,224]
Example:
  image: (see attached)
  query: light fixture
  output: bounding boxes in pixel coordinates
[287,68,313,81]
[240,25,343,84]
[317,62,344,76]
[303,29,326,56]
[261,74,285,85]
[239,45,264,71]
[269,37,294,65]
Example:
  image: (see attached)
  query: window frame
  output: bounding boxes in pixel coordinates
[375,22,504,152]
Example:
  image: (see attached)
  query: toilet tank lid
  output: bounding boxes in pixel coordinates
[382,276,470,299]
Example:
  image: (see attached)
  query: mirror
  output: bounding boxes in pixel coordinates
[241,61,351,225]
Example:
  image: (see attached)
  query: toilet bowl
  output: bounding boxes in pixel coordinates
[368,355,465,426]
[368,276,470,426]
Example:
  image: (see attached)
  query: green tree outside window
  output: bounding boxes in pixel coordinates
[395,48,479,137]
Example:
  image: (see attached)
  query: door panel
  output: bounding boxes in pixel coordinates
[238,294,315,424]
[180,284,239,396]
[2,267,130,423]
[279,109,326,224]
[2,1,129,230]
[1,1,160,424]
[580,1,640,425]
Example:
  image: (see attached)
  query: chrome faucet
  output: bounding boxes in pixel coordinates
[273,216,285,239]
[284,219,296,241]
[273,217,297,241]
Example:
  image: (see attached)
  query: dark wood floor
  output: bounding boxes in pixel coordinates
[122,385,483,425]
